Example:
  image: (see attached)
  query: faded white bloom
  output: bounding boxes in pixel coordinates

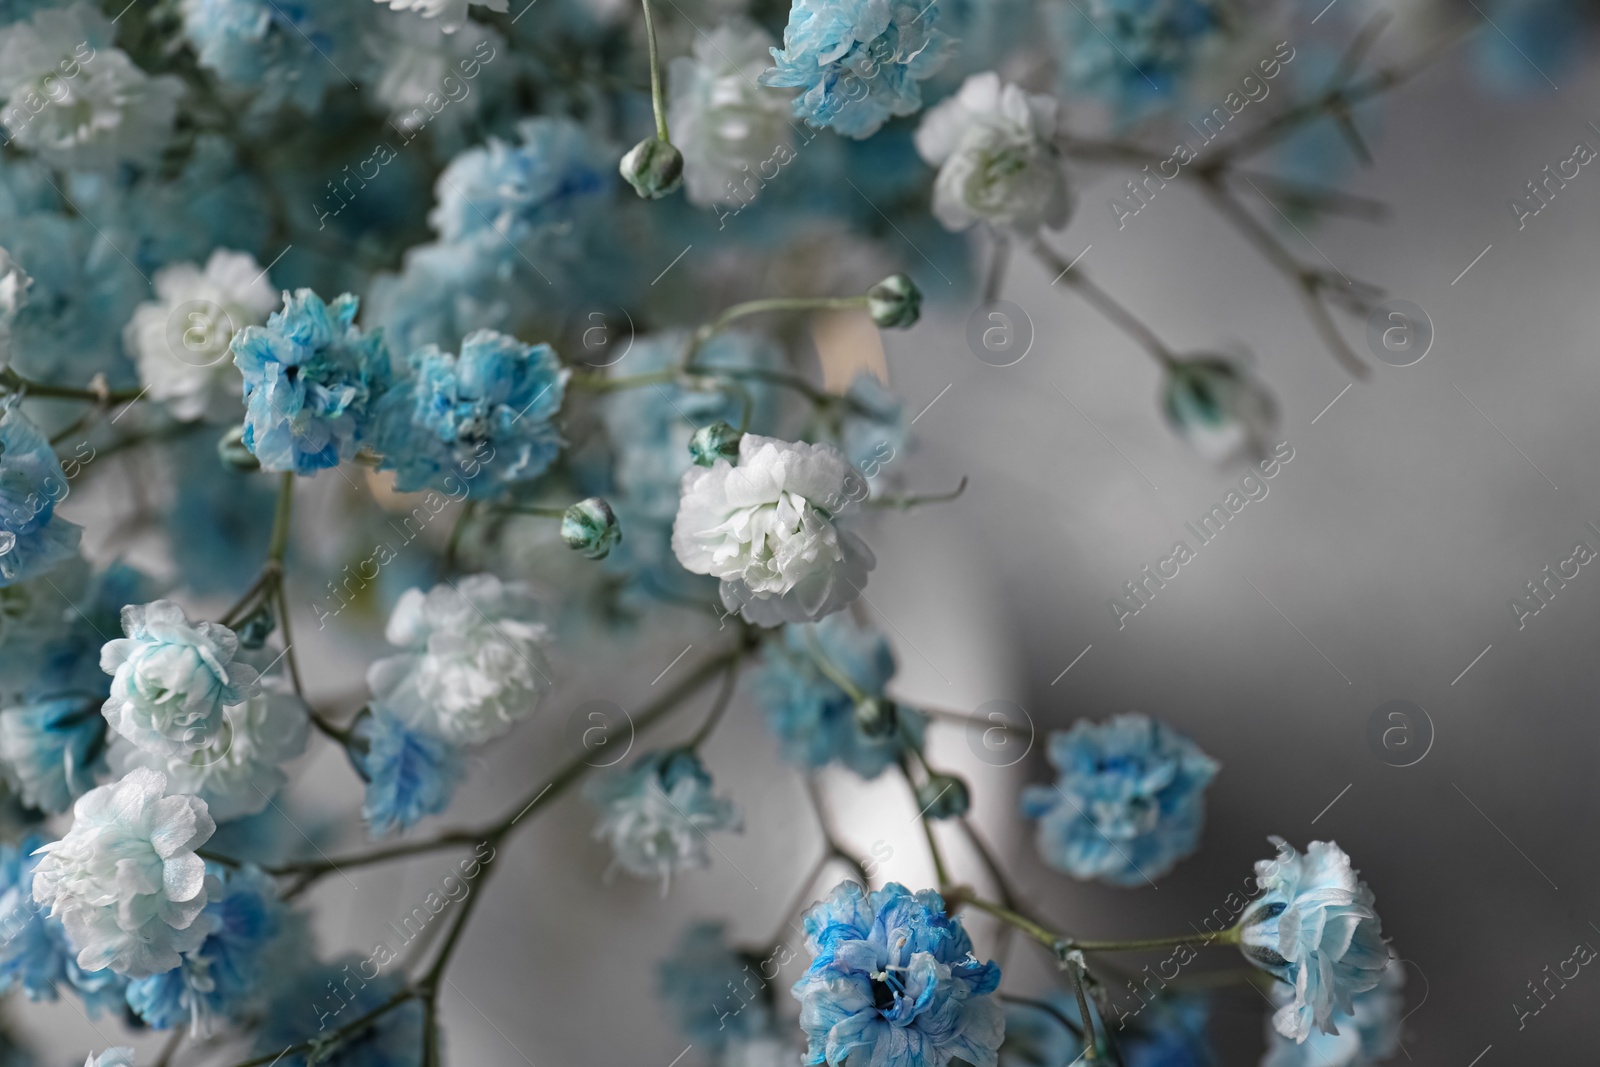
[586,750,740,892]
[672,434,875,626]
[125,250,277,422]
[0,247,30,369]
[371,0,509,33]
[32,767,216,978]
[668,20,794,208]
[366,573,550,745]
[367,10,503,134]
[914,72,1069,235]
[100,601,262,759]
[110,688,309,823]
[0,3,184,171]
[85,1050,136,1067]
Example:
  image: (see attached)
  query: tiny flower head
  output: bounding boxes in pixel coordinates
[1262,956,1404,1067]
[690,421,744,467]
[350,706,465,839]
[620,137,685,200]
[866,274,922,329]
[586,749,740,891]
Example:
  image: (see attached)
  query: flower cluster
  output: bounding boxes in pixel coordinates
[586,749,740,890]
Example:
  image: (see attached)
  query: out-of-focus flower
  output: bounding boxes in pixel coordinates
[761,0,953,138]
[179,0,367,115]
[32,767,217,978]
[586,749,740,890]
[915,73,1069,235]
[672,434,875,626]
[1239,838,1388,1042]
[1048,0,1225,119]
[367,10,505,138]
[1162,356,1277,464]
[0,406,83,588]
[1262,956,1404,1067]
[84,1050,135,1067]
[350,707,464,839]
[1473,0,1583,94]
[0,834,128,1016]
[1020,713,1218,886]
[230,289,392,474]
[100,601,260,760]
[372,0,509,33]
[255,955,423,1065]
[792,881,1003,1067]
[365,573,550,744]
[658,921,772,1047]
[0,247,30,368]
[125,250,277,423]
[0,695,107,814]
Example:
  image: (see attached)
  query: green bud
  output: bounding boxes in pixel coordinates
[867,272,921,329]
[561,497,622,559]
[689,421,743,467]
[620,138,684,200]
[854,697,898,739]
[217,425,260,472]
[916,773,970,820]
[236,603,276,650]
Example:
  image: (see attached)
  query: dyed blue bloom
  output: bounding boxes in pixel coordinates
[0,696,106,813]
[179,0,365,114]
[1473,0,1584,94]
[1262,959,1401,1067]
[761,0,954,138]
[0,407,82,588]
[126,865,282,1031]
[658,922,771,1048]
[367,240,513,358]
[792,881,1002,1067]
[165,446,276,596]
[256,955,423,1067]
[374,329,568,496]
[1020,713,1218,887]
[350,707,463,839]
[0,835,126,1017]
[587,749,740,889]
[752,614,924,778]
[231,289,392,475]
[1047,0,1223,119]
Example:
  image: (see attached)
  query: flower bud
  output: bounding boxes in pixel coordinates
[916,773,969,819]
[854,697,898,739]
[561,497,622,559]
[1161,356,1278,465]
[620,138,684,200]
[867,273,921,329]
[217,425,260,472]
[689,421,742,467]
[236,603,276,650]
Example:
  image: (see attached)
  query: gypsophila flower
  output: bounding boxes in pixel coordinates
[350,706,464,838]
[0,246,29,368]
[1048,0,1226,118]
[914,72,1069,235]
[761,0,954,138]
[1162,356,1278,464]
[230,289,392,475]
[0,3,184,171]
[1239,838,1388,1042]
[752,614,925,778]
[178,0,366,116]
[31,767,217,978]
[792,881,1003,1067]
[125,250,277,423]
[0,695,107,814]
[84,1050,135,1067]
[100,601,260,760]
[367,10,504,135]
[110,689,309,823]
[374,329,569,496]
[1020,713,1218,887]
[1262,957,1403,1067]
[658,921,773,1048]
[0,406,83,588]
[372,0,508,32]
[561,497,622,559]
[672,434,876,626]
[366,573,549,745]
[586,749,740,891]
[0,834,127,1016]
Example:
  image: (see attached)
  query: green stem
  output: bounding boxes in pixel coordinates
[1066,955,1101,1061]
[1072,928,1242,952]
[267,470,295,564]
[803,628,866,704]
[498,504,568,519]
[686,658,741,750]
[956,895,1066,954]
[640,0,670,143]
[870,476,968,510]
[0,368,145,404]
[1029,239,1177,370]
[682,295,869,370]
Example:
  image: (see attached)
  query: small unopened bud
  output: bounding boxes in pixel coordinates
[237,603,276,650]
[620,138,684,200]
[561,497,622,559]
[217,425,260,472]
[854,697,898,739]
[689,421,742,467]
[867,273,921,329]
[916,773,970,819]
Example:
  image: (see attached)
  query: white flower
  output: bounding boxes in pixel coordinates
[586,749,740,892]
[366,573,550,745]
[0,247,31,369]
[0,3,184,171]
[100,601,262,759]
[32,767,216,978]
[672,434,875,626]
[125,250,277,422]
[371,0,509,33]
[914,72,1069,235]
[110,688,309,823]
[367,11,502,134]
[85,1050,136,1067]
[668,20,794,208]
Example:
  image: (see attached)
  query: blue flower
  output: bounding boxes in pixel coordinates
[230,289,392,474]
[761,0,953,139]
[1238,839,1388,1042]
[0,407,82,588]
[792,881,1002,1067]
[1261,957,1402,1067]
[1473,0,1584,94]
[586,749,740,890]
[1047,0,1223,119]
[374,329,569,496]
[256,955,423,1067]
[752,614,924,778]
[178,0,365,114]
[126,864,282,1031]
[1020,713,1218,887]
[349,708,463,839]
[0,696,106,813]
[0,835,126,1017]
[658,921,772,1048]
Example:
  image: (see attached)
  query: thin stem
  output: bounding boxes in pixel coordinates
[984,234,1010,304]
[152,1029,184,1067]
[440,499,476,578]
[766,849,831,952]
[640,0,669,143]
[0,368,145,404]
[686,658,741,750]
[1067,956,1100,1061]
[1071,929,1242,952]
[267,471,294,563]
[803,628,866,703]
[681,295,869,371]
[568,368,679,392]
[802,774,871,885]
[870,476,968,510]
[218,565,279,629]
[497,503,568,519]
[222,989,420,1067]
[951,893,1067,955]
[920,815,951,890]
[273,583,306,700]
[1029,239,1177,369]
[998,994,1083,1038]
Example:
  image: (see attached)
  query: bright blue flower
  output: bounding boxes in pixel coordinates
[0,835,126,1017]
[792,881,1003,1067]
[0,696,106,813]
[1473,0,1584,94]
[256,955,423,1067]
[1020,713,1218,887]
[0,407,82,588]
[126,864,282,1031]
[231,289,392,475]
[586,749,740,889]
[350,707,463,839]
[374,329,568,496]
[752,614,924,778]
[1262,958,1401,1067]
[1047,0,1223,119]
[658,921,771,1048]
[761,0,954,138]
